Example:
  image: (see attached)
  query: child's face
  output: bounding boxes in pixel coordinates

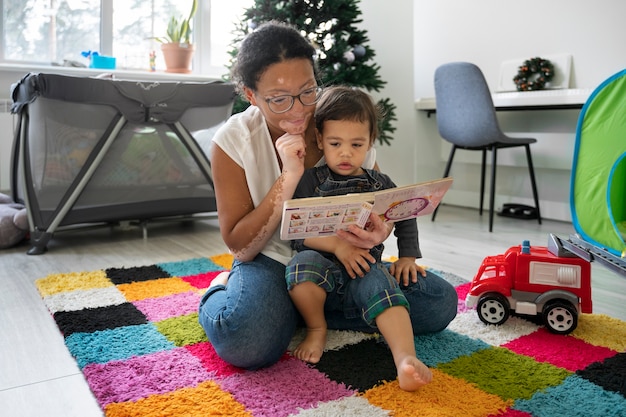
[316,119,372,177]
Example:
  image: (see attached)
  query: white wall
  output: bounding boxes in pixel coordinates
[360,0,626,221]
[358,0,420,186]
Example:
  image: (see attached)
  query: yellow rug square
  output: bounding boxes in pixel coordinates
[103,380,253,417]
[210,253,234,270]
[573,314,626,351]
[35,270,111,296]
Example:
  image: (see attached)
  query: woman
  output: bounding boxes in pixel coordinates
[198,21,457,370]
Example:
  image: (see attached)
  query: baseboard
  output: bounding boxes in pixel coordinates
[440,191,571,222]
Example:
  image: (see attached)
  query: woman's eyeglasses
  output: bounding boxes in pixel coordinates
[263,87,322,114]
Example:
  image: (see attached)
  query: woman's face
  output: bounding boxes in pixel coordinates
[245,58,317,139]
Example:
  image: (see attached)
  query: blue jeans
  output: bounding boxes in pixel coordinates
[286,250,410,326]
[198,253,457,370]
[198,254,297,370]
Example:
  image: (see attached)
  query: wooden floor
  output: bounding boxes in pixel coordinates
[1,205,625,417]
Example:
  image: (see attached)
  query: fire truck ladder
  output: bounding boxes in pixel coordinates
[549,233,626,278]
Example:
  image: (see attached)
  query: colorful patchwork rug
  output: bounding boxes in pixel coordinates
[35,254,626,417]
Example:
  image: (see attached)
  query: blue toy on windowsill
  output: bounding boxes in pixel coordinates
[81,50,116,70]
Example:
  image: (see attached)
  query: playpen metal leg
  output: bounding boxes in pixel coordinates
[27,231,53,255]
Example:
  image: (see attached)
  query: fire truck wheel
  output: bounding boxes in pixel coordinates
[543,301,578,334]
[477,293,510,326]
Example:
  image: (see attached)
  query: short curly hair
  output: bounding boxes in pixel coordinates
[231,20,317,93]
[314,86,381,145]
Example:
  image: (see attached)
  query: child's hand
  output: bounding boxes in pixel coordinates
[389,257,425,286]
[335,242,375,278]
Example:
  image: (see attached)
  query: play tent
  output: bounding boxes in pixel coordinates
[11,73,235,254]
[571,68,626,257]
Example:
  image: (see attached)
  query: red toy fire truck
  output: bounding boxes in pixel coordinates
[466,235,592,334]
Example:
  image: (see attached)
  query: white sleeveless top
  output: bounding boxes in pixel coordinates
[212,106,376,265]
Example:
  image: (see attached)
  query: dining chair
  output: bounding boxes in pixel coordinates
[430,61,542,232]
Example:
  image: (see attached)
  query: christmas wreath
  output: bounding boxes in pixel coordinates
[513,57,554,91]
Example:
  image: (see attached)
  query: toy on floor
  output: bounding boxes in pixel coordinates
[465,235,592,334]
[0,193,29,249]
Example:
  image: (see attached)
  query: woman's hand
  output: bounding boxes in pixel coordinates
[275,132,306,176]
[335,240,376,278]
[336,212,393,249]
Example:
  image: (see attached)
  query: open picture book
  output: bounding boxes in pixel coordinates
[280,177,453,240]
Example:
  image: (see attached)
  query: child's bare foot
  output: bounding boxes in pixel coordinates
[397,356,432,391]
[293,327,327,364]
[209,271,229,288]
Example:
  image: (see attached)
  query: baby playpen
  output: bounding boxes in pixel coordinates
[10,73,235,254]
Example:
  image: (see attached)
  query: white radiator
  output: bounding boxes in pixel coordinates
[0,99,15,193]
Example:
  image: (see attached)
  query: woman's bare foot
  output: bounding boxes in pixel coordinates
[209,271,229,288]
[293,327,327,364]
[397,356,432,391]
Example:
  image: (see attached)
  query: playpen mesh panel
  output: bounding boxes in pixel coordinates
[28,98,116,208]
[27,99,214,212]
[72,123,211,206]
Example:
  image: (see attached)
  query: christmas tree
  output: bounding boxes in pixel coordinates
[226,0,397,146]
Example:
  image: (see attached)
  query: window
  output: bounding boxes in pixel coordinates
[0,0,252,75]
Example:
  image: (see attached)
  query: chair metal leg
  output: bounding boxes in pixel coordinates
[432,145,456,222]
[489,147,497,232]
[525,144,542,224]
[479,149,487,215]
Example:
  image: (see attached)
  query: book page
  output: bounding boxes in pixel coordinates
[280,200,373,240]
[372,177,453,222]
[280,177,453,240]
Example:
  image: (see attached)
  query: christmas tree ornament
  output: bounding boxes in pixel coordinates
[352,44,366,58]
[343,50,355,64]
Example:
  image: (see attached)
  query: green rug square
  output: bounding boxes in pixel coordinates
[438,346,572,400]
[155,313,208,347]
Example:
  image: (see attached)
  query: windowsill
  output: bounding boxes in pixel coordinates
[0,63,223,83]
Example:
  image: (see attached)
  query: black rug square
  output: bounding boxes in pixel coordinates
[105,265,171,285]
[314,338,396,391]
[53,302,148,337]
[577,352,626,397]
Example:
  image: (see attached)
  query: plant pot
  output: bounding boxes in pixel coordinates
[161,43,195,73]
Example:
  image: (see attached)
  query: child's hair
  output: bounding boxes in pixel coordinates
[314,86,381,144]
[231,20,317,93]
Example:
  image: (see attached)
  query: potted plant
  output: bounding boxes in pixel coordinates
[155,0,198,73]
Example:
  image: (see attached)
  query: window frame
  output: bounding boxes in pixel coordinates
[0,0,235,77]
